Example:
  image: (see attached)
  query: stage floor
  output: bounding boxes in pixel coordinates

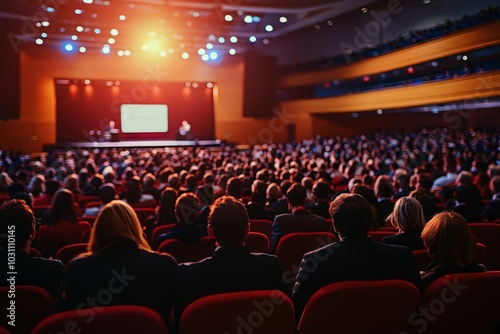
[48,139,222,149]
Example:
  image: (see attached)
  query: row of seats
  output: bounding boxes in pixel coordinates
[2,272,500,334]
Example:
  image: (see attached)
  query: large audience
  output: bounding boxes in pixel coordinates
[1,127,500,331]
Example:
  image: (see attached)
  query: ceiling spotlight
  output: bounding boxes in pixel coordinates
[209,51,218,60]
[224,14,233,22]
[206,43,213,49]
[198,48,205,55]
[71,35,78,40]
[229,48,236,55]
[110,28,119,36]
[218,37,225,43]
[74,9,82,14]
[41,21,50,27]
[462,55,468,61]
[119,15,126,20]
[423,0,431,4]
[263,39,269,45]
[361,7,368,13]
[207,82,213,88]
[83,0,93,3]
[79,46,86,53]
[118,50,124,56]
[108,38,115,44]
[279,16,287,23]
[249,36,257,42]
[244,15,253,23]
[102,45,111,54]
[41,32,47,38]
[84,79,91,85]
[160,50,167,57]
[124,50,131,56]
[76,25,83,32]
[376,109,383,114]
[35,38,43,45]
[230,36,238,43]
[64,43,74,52]
[201,54,209,61]
[94,28,101,34]
[182,52,189,59]
[265,25,273,32]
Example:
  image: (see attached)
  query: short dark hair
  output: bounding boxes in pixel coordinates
[175,193,201,225]
[251,180,267,205]
[209,196,248,246]
[0,200,35,250]
[226,177,243,199]
[329,193,374,238]
[286,183,307,207]
[98,183,116,204]
[45,179,61,196]
[313,181,330,201]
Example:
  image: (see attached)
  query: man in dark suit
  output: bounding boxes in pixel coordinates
[0,199,64,298]
[270,183,328,253]
[292,193,421,322]
[176,196,287,320]
[246,180,277,221]
[308,181,331,219]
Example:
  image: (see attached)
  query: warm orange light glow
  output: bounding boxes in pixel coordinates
[69,84,78,95]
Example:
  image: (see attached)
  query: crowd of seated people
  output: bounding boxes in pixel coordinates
[1,127,500,331]
[281,5,500,74]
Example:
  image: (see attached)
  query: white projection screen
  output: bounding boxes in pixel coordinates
[120,104,168,133]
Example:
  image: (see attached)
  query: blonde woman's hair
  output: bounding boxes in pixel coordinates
[88,200,151,255]
[421,212,476,267]
[391,197,426,232]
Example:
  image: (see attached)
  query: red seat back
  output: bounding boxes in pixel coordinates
[179,290,295,334]
[298,280,420,334]
[368,230,397,242]
[0,285,55,334]
[409,272,500,334]
[244,232,270,253]
[469,223,500,270]
[151,224,176,250]
[413,243,488,271]
[55,243,88,265]
[158,236,215,263]
[32,305,169,334]
[249,219,273,236]
[133,208,156,227]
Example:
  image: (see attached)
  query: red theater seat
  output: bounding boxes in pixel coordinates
[249,219,273,236]
[469,223,500,270]
[244,232,270,253]
[32,305,169,334]
[298,280,420,334]
[179,290,295,334]
[158,236,215,263]
[55,243,88,266]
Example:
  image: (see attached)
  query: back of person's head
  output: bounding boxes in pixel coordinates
[204,173,214,185]
[89,200,151,255]
[397,174,410,188]
[64,174,79,192]
[196,185,214,206]
[102,166,116,183]
[175,193,202,225]
[185,174,197,190]
[391,197,426,232]
[0,172,13,188]
[421,212,476,267]
[329,193,374,239]
[417,173,434,192]
[10,192,33,208]
[455,184,472,204]
[0,200,35,251]
[363,175,374,188]
[313,181,330,201]
[280,180,292,196]
[143,173,156,188]
[409,190,437,222]
[301,177,313,191]
[168,173,180,189]
[89,173,104,189]
[159,167,173,183]
[351,185,377,207]
[251,180,268,205]
[491,175,500,194]
[209,196,249,247]
[226,177,244,199]
[457,171,473,186]
[126,176,142,203]
[49,188,77,223]
[45,179,61,196]
[157,187,178,225]
[29,174,45,194]
[348,178,363,192]
[98,183,116,204]
[286,183,308,207]
[374,175,394,198]
[266,183,281,202]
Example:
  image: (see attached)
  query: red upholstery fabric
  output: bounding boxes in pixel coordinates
[179,290,295,334]
[410,272,500,334]
[157,236,215,263]
[276,232,337,285]
[55,243,88,266]
[249,219,273,236]
[0,285,55,334]
[244,232,270,253]
[469,223,500,270]
[133,208,156,228]
[298,280,420,334]
[32,305,169,334]
[151,224,176,250]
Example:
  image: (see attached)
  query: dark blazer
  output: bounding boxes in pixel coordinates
[270,209,328,253]
[376,199,394,227]
[292,237,421,321]
[268,198,290,215]
[176,245,287,320]
[246,202,277,222]
[62,240,177,323]
[309,201,331,220]
[482,199,500,221]
[157,223,208,245]
[381,230,426,251]
[451,205,484,223]
[0,251,64,298]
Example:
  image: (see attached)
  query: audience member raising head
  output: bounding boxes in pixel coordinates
[382,196,426,250]
[420,211,486,290]
[0,200,64,297]
[62,200,177,326]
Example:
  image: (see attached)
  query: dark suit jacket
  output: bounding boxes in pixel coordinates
[270,209,328,253]
[292,237,421,321]
[420,261,486,291]
[176,245,287,320]
[482,199,500,221]
[381,230,425,251]
[62,239,177,323]
[451,205,484,223]
[0,251,64,298]
[268,198,290,215]
[246,202,277,222]
[309,201,331,219]
[376,199,394,227]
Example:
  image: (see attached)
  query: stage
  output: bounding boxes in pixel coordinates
[45,139,223,150]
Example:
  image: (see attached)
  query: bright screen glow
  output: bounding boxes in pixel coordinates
[120,104,168,133]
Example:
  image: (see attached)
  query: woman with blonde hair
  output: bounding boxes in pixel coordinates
[382,196,426,250]
[420,211,485,290]
[62,200,177,326]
